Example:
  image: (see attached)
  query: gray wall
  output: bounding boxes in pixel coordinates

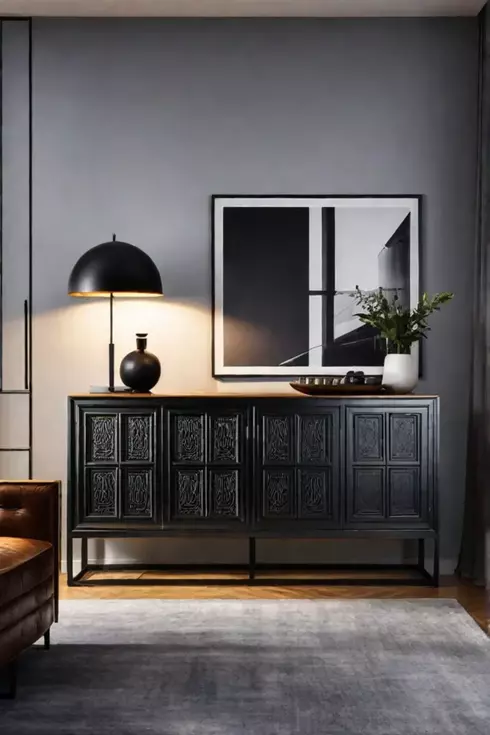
[2,18,478,571]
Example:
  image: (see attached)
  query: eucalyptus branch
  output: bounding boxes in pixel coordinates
[352,287,453,354]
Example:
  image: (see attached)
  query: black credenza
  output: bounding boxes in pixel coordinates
[67,394,439,586]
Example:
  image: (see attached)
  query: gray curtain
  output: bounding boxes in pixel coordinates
[457,6,490,592]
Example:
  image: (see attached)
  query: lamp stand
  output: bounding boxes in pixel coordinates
[89,292,129,394]
[109,292,115,391]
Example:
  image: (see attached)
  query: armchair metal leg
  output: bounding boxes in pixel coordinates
[44,629,50,650]
[0,660,17,699]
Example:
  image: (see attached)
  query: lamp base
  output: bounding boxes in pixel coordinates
[89,385,132,394]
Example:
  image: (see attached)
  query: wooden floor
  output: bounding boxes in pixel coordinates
[59,573,488,631]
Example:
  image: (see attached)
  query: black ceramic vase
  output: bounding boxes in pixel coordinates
[120,333,161,393]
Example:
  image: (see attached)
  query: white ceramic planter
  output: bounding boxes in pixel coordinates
[382,353,418,394]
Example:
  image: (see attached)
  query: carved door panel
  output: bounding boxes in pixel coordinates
[80,410,120,525]
[345,406,430,528]
[77,406,160,528]
[256,405,340,527]
[167,407,248,525]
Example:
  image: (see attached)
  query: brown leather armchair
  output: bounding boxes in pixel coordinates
[0,481,60,697]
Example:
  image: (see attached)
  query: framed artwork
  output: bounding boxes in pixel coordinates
[212,195,420,378]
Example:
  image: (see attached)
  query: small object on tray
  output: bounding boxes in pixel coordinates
[344,370,366,385]
[290,374,383,395]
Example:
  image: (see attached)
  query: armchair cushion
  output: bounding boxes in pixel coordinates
[0,538,53,609]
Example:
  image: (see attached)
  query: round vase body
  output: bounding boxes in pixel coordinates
[120,334,161,393]
[382,353,418,394]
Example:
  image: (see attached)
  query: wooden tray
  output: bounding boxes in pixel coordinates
[290,382,384,396]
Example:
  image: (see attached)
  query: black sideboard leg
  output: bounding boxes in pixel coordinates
[67,534,74,587]
[418,539,425,572]
[249,537,256,581]
[433,536,440,588]
[0,660,17,699]
[44,629,50,650]
[81,537,88,573]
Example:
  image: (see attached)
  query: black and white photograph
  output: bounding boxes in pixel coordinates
[213,196,420,377]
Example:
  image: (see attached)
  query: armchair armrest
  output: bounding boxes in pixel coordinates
[0,481,61,620]
[0,481,60,548]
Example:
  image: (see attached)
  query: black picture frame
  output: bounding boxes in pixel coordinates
[212,194,422,380]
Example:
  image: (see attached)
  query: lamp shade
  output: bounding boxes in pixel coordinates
[68,240,163,297]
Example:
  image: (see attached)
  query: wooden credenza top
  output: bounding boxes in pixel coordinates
[69,392,439,399]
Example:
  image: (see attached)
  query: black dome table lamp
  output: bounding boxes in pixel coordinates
[68,235,163,392]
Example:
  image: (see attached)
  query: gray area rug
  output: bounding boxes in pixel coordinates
[1,599,489,734]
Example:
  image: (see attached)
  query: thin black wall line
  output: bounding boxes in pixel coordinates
[322,207,335,355]
[0,21,3,391]
[23,298,28,388]
[28,16,33,479]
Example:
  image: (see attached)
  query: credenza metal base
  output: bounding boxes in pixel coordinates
[67,534,439,587]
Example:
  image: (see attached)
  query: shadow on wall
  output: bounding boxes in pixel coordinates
[81,536,409,569]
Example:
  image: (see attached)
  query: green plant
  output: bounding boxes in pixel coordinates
[353,288,454,355]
